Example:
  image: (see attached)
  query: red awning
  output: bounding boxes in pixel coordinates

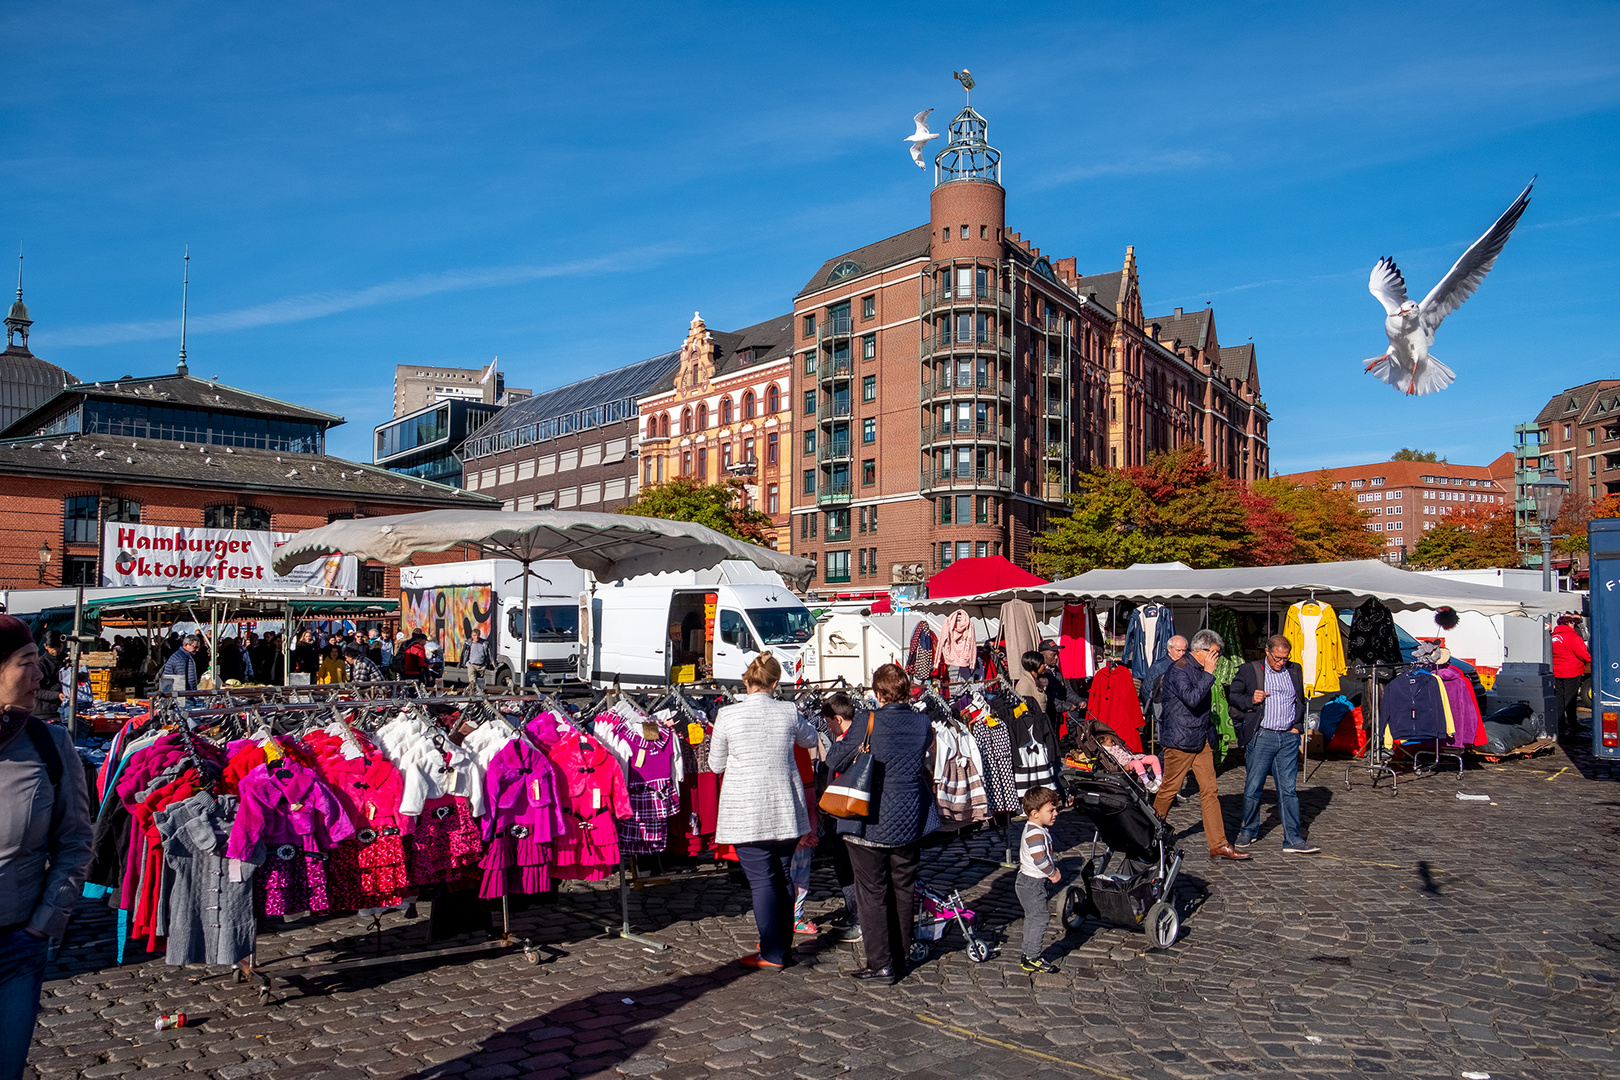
[868,595,892,613]
[926,556,1047,599]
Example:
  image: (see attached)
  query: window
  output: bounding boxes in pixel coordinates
[803,314,816,338]
[869,505,876,533]
[64,495,99,544]
[826,509,850,542]
[767,384,780,413]
[862,417,875,444]
[975,541,989,558]
[941,227,950,243]
[939,497,952,524]
[862,335,876,360]
[803,391,817,415]
[1565,423,1573,439]
[862,375,876,403]
[1389,490,1403,499]
[858,547,868,576]
[1590,429,1597,446]
[203,505,272,530]
[955,494,971,524]
[63,555,97,586]
[960,225,969,239]
[1371,477,1385,486]
[720,397,733,425]
[646,417,658,440]
[825,550,850,583]
[743,391,756,419]
[862,458,875,485]
[1350,479,1364,489]
[801,515,809,540]
[659,413,670,438]
[804,351,818,375]
[859,506,867,534]
[862,295,875,319]
[697,447,708,478]
[803,469,816,495]
[804,429,816,455]
[767,432,779,463]
[767,484,779,514]
[681,407,693,434]
[976,495,990,524]
[682,451,692,475]
[743,437,755,463]
[722,443,734,469]
[694,402,707,430]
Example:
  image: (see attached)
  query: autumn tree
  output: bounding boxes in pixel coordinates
[1030,445,1253,578]
[1409,502,1520,569]
[1551,491,1620,557]
[1249,472,1381,563]
[618,477,775,545]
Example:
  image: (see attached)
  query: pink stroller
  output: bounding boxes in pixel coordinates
[910,879,993,963]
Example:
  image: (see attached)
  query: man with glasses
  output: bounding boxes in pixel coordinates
[1138,635,1188,735]
[1153,629,1250,861]
[1228,636,1320,854]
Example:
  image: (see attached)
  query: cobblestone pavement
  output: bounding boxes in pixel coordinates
[26,743,1620,1080]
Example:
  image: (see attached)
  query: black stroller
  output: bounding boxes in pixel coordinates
[1059,734,1186,950]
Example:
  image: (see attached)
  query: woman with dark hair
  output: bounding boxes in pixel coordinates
[710,653,819,970]
[827,663,938,984]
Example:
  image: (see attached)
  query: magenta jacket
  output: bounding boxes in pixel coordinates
[482,740,567,844]
[225,761,355,862]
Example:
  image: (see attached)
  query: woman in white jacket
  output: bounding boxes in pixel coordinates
[709,653,818,970]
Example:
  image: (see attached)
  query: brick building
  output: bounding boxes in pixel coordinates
[788,96,1270,587]
[457,351,679,512]
[0,370,490,589]
[1273,456,1513,563]
[1529,380,1620,504]
[637,313,794,550]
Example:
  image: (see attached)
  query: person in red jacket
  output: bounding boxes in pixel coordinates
[399,631,431,686]
[1552,615,1591,739]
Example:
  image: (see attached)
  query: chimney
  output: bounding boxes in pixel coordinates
[1173,307,1182,316]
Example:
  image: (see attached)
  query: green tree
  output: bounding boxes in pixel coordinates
[1391,448,1447,463]
[1250,472,1381,563]
[1030,445,1253,578]
[618,477,775,544]
[1409,503,1520,569]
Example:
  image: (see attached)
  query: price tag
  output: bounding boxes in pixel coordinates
[687,722,705,745]
[635,748,646,769]
[592,788,602,810]
[1013,702,1027,718]
[531,779,541,801]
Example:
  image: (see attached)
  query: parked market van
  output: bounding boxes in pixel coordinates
[591,572,815,688]
[399,559,589,687]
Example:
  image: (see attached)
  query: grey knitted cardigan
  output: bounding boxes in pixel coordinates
[709,693,818,845]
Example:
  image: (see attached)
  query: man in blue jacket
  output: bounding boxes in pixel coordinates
[1152,630,1250,862]
[160,635,201,692]
[1227,636,1320,855]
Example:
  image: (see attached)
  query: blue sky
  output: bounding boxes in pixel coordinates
[6,1,1618,473]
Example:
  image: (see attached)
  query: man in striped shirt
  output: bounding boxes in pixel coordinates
[1228,636,1320,855]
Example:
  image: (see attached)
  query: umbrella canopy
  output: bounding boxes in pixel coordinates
[271,509,813,589]
[926,556,1047,599]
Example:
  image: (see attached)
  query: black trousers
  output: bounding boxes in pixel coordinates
[848,841,920,972]
[1557,676,1587,732]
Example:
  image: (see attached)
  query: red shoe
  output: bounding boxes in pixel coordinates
[738,953,784,970]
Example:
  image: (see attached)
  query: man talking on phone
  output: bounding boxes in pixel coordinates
[1227,636,1320,854]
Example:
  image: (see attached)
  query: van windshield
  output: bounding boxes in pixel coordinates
[529,605,579,642]
[746,606,814,646]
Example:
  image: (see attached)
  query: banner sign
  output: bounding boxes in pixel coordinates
[401,584,493,660]
[102,524,357,595]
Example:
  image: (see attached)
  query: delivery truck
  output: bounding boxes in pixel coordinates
[399,559,590,688]
[590,562,817,688]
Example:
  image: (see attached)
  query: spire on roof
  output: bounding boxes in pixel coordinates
[5,248,31,350]
[177,248,190,376]
[934,71,1000,188]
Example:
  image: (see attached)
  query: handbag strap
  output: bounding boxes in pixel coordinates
[858,710,875,753]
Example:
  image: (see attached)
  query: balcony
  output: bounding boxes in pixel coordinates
[817,398,854,422]
[725,459,758,477]
[1043,354,1065,377]
[919,372,1013,405]
[817,440,853,464]
[920,286,1013,314]
[923,327,1013,356]
[919,464,1013,493]
[1041,313,1064,335]
[818,315,853,340]
[819,355,854,381]
[920,417,1013,450]
[819,479,854,504]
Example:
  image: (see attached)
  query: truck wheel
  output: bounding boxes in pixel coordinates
[494,666,514,691]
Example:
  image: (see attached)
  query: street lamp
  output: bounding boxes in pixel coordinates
[1531,475,1569,592]
[36,540,51,584]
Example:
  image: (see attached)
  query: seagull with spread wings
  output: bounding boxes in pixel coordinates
[905,109,938,169]
[1364,178,1534,396]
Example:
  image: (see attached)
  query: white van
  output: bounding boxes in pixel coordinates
[592,580,816,688]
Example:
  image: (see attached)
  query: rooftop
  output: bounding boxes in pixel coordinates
[1273,458,1509,490]
[797,225,932,299]
[643,312,795,397]
[0,431,492,506]
[1,371,344,440]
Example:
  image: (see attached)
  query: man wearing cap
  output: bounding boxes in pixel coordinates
[344,642,386,683]
[0,615,94,1079]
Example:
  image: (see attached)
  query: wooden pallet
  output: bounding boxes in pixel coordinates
[1470,736,1559,764]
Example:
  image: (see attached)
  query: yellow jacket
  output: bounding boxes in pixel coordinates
[1283,602,1346,696]
[317,655,348,685]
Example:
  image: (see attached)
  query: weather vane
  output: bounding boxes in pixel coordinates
[953,69,974,102]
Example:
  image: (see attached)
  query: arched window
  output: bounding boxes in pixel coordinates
[659,413,670,438]
[766,384,780,414]
[696,402,708,430]
[720,396,733,425]
[681,407,693,434]
[646,417,657,440]
[742,391,756,420]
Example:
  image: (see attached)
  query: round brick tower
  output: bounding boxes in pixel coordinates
[929,104,1004,261]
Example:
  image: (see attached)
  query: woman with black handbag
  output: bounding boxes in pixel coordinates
[825,663,938,985]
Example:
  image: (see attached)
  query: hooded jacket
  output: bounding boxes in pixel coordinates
[939,609,977,669]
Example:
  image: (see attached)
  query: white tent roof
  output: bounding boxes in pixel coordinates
[913,560,1579,618]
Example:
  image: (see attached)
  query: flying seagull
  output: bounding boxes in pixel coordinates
[905,109,938,169]
[1365,178,1534,396]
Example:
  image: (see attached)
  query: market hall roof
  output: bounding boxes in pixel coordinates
[0,344,77,432]
[0,372,344,440]
[797,225,932,299]
[0,431,495,507]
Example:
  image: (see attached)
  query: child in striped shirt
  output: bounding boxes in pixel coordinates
[1017,786,1063,974]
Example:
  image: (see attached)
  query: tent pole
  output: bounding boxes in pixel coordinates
[520,561,530,694]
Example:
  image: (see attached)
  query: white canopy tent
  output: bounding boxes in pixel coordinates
[912,560,1581,619]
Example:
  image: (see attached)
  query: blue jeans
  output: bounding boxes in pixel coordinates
[0,929,49,1080]
[1238,729,1304,847]
[735,839,798,966]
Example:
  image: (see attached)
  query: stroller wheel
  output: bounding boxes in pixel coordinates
[1061,886,1086,930]
[909,941,931,963]
[965,938,991,964]
[1146,901,1179,950]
